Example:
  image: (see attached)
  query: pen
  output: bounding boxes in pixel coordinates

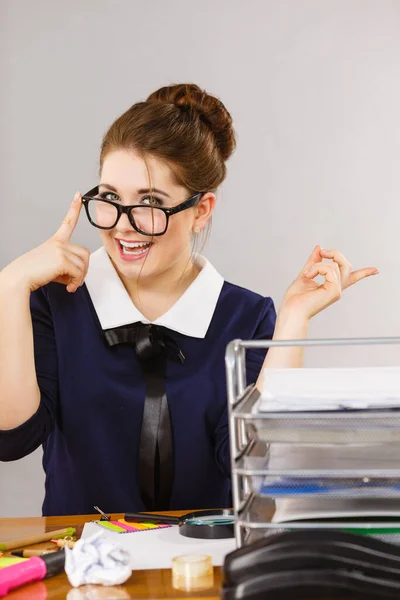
[124,512,179,524]
[0,528,75,552]
[11,548,58,558]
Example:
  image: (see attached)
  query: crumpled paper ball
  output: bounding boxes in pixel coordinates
[65,531,132,587]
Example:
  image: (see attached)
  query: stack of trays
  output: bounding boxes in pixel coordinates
[231,367,400,543]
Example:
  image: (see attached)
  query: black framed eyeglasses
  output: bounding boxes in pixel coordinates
[81,186,204,237]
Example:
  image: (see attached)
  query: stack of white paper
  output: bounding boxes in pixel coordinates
[81,522,235,570]
[258,366,400,412]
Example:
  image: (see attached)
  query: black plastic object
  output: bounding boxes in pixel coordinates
[222,530,400,599]
[222,569,400,600]
[41,549,65,578]
[124,509,234,539]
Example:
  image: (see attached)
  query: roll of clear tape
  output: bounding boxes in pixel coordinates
[172,554,214,591]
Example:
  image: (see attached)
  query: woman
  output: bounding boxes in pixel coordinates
[0,84,377,515]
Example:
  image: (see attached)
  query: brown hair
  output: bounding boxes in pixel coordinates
[99,83,236,193]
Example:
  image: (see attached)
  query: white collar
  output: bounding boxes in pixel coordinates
[85,246,224,339]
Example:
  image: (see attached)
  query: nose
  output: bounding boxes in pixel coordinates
[115,211,135,233]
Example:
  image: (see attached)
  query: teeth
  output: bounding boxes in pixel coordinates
[119,240,150,248]
[122,245,150,255]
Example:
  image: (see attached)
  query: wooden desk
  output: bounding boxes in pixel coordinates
[0,513,222,600]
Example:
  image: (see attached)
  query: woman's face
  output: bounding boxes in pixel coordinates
[98,149,214,282]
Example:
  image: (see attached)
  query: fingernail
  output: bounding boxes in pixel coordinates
[73,192,81,202]
[372,269,379,275]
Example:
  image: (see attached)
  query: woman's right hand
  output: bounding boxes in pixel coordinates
[1,192,90,294]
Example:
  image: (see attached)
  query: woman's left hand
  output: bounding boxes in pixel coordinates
[260,246,379,374]
[279,245,379,321]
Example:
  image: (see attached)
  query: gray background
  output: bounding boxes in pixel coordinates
[1,0,400,516]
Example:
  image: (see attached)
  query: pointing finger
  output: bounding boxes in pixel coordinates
[53,192,82,243]
[346,267,379,288]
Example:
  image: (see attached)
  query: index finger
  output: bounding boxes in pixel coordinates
[319,249,351,271]
[53,192,82,242]
[301,245,322,274]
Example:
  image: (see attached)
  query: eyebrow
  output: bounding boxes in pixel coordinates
[99,183,171,199]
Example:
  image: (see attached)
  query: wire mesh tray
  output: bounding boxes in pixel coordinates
[257,475,400,498]
[244,525,400,546]
[246,412,400,444]
[226,337,400,547]
[235,444,400,475]
[231,387,400,444]
[238,494,400,531]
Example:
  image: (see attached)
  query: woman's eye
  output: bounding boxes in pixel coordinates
[102,192,119,201]
[142,196,163,206]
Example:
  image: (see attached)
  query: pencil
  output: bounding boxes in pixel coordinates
[0,527,75,551]
[11,548,58,558]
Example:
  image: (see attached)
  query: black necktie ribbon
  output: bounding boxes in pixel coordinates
[104,322,185,510]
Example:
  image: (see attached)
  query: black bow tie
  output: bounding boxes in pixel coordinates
[104,322,185,511]
[104,322,185,364]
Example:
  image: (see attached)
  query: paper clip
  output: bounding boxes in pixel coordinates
[94,505,111,521]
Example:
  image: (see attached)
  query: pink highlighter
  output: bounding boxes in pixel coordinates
[0,550,65,596]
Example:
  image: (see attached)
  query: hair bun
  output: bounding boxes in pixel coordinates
[147,83,236,161]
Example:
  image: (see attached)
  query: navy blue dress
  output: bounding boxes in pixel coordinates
[0,251,276,516]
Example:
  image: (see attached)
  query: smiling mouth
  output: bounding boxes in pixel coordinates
[116,239,153,258]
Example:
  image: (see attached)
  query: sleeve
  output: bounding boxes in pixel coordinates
[214,404,231,478]
[214,296,277,478]
[246,296,276,384]
[0,287,59,461]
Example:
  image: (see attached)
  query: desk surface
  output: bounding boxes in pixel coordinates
[0,514,355,600]
[0,512,222,600]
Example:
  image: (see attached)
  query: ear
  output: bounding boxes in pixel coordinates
[193,192,216,232]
